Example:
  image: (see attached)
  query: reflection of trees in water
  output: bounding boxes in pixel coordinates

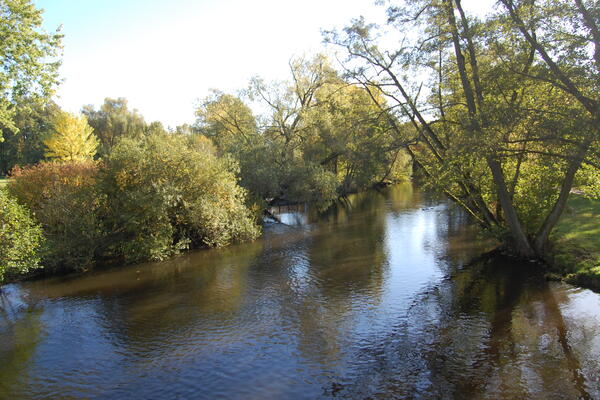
[313,183,414,226]
[327,258,597,399]
[279,184,488,385]
[241,186,398,371]
[1,242,266,398]
[96,241,265,346]
[291,201,388,367]
[0,289,44,398]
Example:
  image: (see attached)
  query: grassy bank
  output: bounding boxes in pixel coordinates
[550,195,600,291]
[0,178,10,188]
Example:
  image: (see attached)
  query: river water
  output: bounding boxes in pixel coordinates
[0,184,599,399]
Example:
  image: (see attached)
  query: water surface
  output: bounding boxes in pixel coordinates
[1,184,599,399]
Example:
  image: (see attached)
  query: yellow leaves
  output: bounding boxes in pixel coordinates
[44,111,99,161]
[115,170,130,189]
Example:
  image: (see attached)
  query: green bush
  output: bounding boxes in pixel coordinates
[100,133,260,263]
[0,189,44,281]
[9,161,102,271]
[235,137,283,200]
[283,162,339,204]
[5,136,261,273]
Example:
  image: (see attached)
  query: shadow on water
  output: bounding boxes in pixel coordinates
[330,256,598,399]
[1,183,599,399]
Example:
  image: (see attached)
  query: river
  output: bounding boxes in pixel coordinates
[0,184,599,399]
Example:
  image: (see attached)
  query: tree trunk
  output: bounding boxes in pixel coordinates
[533,136,593,255]
[487,156,535,258]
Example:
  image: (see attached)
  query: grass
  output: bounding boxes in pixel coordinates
[550,194,600,291]
[0,178,10,189]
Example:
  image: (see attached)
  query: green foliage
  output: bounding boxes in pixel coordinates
[9,161,102,271]
[327,0,600,257]
[82,97,147,155]
[44,111,99,161]
[196,90,257,151]
[196,56,409,205]
[511,158,564,229]
[283,162,339,204]
[100,133,260,263]
[6,133,260,272]
[0,188,44,280]
[187,133,217,155]
[577,164,600,200]
[0,0,62,140]
[0,100,59,175]
[302,82,403,193]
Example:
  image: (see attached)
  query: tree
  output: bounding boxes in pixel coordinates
[327,0,599,258]
[8,160,102,271]
[100,133,260,262]
[0,99,59,175]
[249,54,337,155]
[251,55,408,199]
[81,97,146,155]
[0,0,62,141]
[44,111,99,161]
[195,55,410,204]
[301,79,408,192]
[0,188,44,281]
[496,0,600,253]
[196,90,257,151]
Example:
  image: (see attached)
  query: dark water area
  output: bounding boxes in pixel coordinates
[1,184,599,399]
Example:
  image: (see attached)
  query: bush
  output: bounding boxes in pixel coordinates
[0,189,44,281]
[9,161,99,210]
[235,137,282,200]
[100,133,260,263]
[283,162,339,204]
[5,136,261,272]
[9,161,102,271]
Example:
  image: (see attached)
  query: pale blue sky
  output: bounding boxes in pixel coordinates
[34,0,494,128]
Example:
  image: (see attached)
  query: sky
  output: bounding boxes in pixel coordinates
[34,0,494,128]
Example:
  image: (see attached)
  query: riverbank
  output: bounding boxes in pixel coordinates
[549,195,600,291]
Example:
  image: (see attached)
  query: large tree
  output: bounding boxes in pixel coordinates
[81,97,146,155]
[0,99,59,174]
[0,0,62,141]
[196,55,409,203]
[327,0,599,258]
[195,90,258,151]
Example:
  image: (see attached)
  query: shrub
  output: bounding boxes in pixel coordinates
[100,133,260,263]
[283,162,339,204]
[0,189,44,281]
[9,161,102,271]
[235,137,282,200]
[9,161,99,210]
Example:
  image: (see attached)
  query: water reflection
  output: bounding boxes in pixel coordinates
[0,184,599,399]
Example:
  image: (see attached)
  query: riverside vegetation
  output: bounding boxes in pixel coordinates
[0,0,599,289]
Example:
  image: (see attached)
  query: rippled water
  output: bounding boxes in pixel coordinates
[1,184,599,399]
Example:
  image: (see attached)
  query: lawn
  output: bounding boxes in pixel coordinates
[551,195,600,290]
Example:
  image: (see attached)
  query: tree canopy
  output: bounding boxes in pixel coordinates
[195,55,411,204]
[0,0,62,141]
[81,97,148,155]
